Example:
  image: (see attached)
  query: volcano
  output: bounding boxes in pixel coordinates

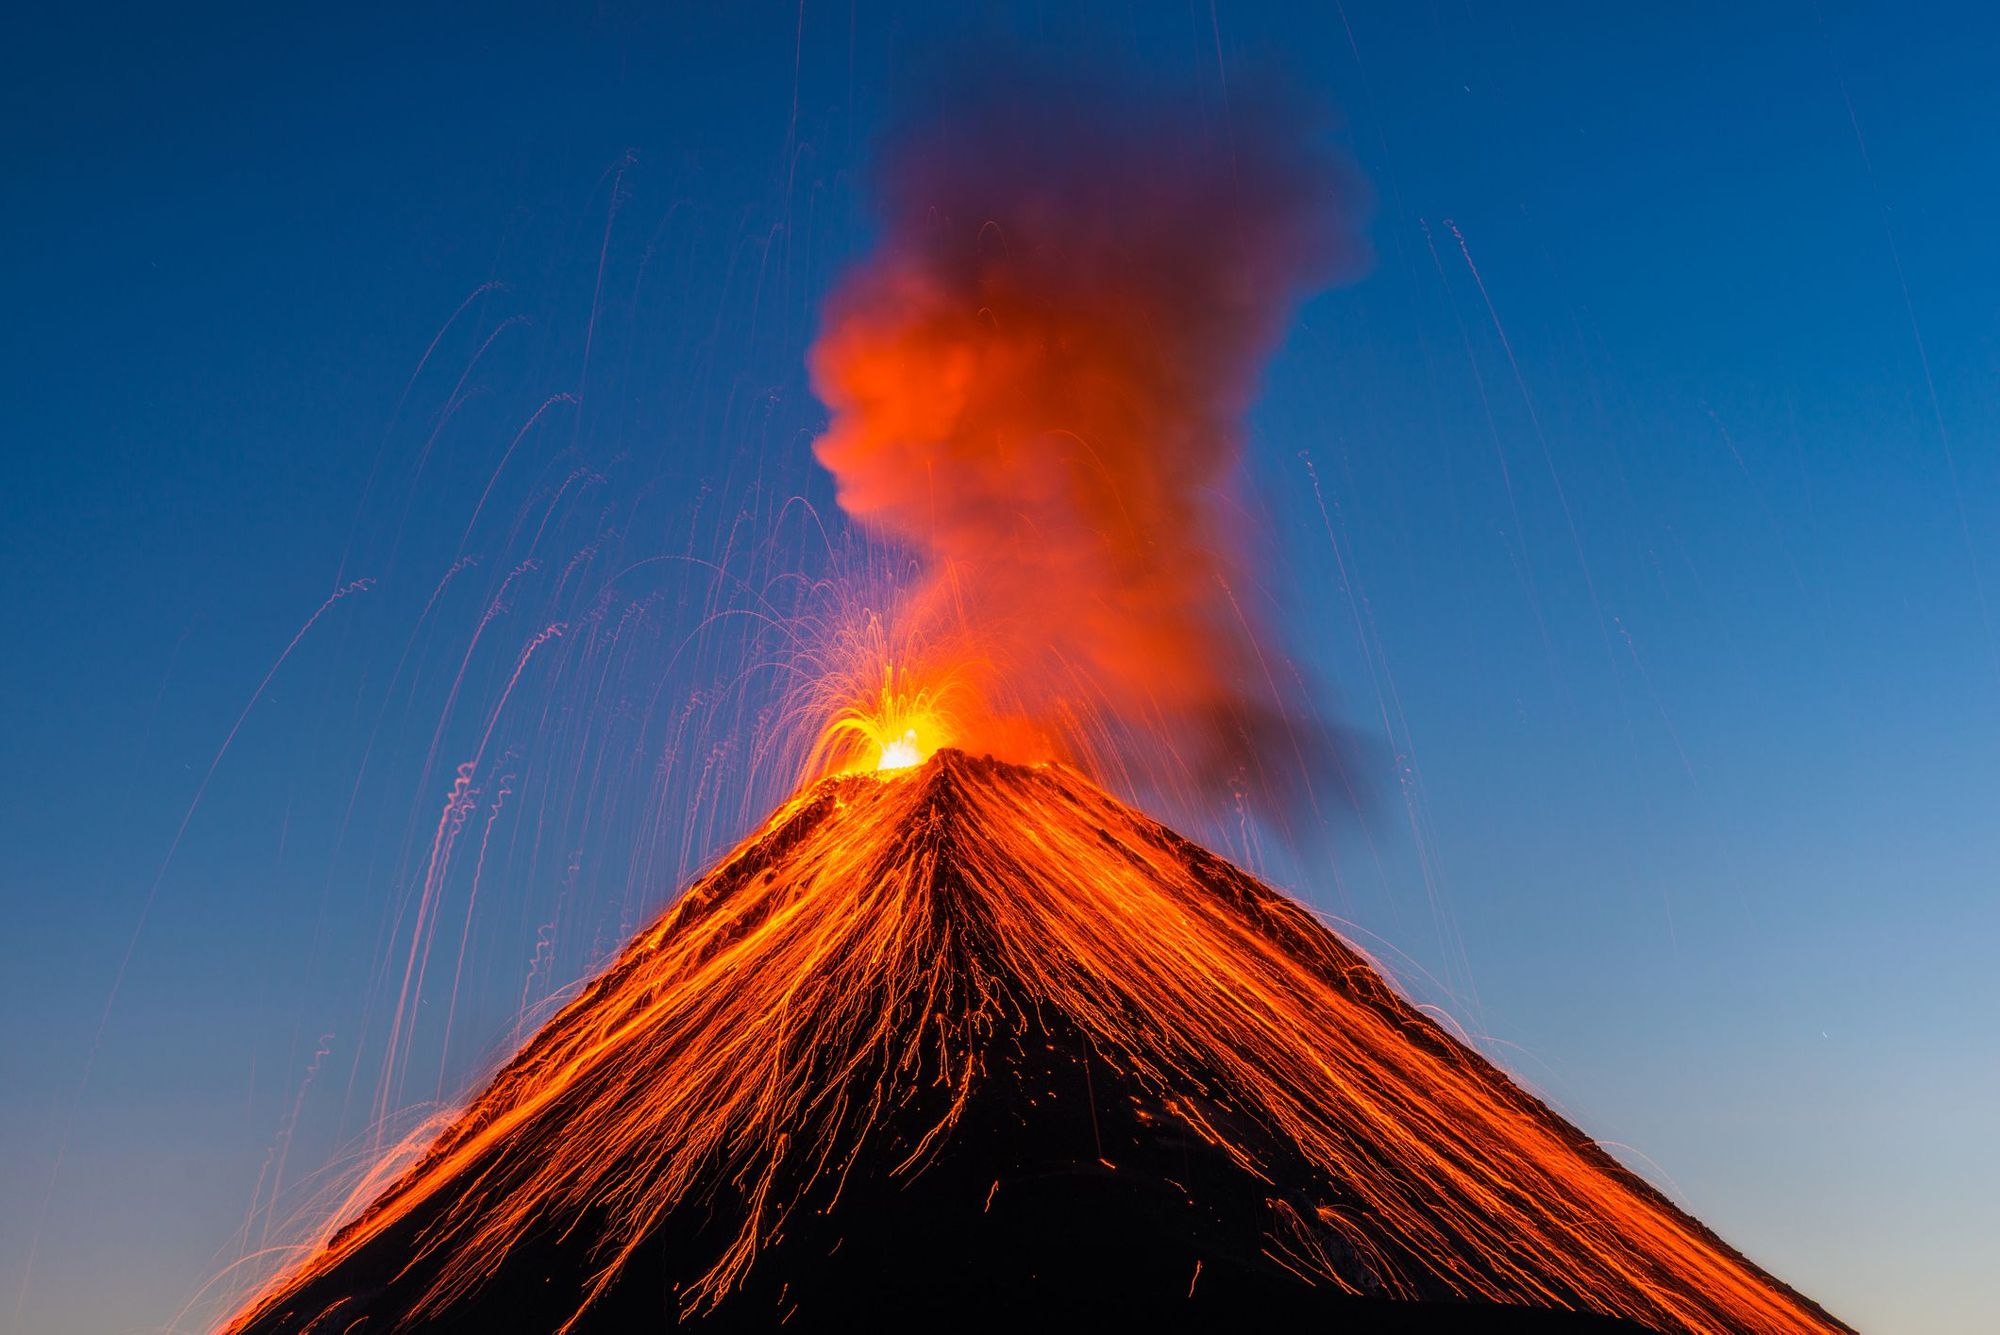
[228,751,1845,1333]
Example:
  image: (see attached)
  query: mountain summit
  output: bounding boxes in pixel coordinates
[227,751,1845,1332]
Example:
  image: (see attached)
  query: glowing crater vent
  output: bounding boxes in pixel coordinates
[877,729,924,771]
[809,662,958,778]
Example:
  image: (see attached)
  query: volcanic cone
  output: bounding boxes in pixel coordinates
[227,751,1846,1333]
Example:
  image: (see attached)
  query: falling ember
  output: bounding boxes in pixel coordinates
[222,753,1847,1332]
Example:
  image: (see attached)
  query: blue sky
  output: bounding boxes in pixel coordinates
[3,3,1996,1331]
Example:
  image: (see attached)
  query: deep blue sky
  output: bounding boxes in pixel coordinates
[4,3,1996,1331]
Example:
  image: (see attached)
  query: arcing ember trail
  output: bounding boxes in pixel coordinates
[227,751,1844,1332]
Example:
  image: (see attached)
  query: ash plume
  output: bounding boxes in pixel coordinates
[808,68,1371,817]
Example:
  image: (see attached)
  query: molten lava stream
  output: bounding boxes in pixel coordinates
[225,751,1847,1334]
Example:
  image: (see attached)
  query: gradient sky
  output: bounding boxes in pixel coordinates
[4,3,1996,1332]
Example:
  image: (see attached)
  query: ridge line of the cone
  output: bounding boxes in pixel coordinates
[790,746,1094,808]
[912,747,1050,788]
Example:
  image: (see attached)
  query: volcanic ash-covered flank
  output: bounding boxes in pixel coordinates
[227,751,1847,1333]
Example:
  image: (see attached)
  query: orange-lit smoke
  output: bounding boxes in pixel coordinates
[808,74,1367,806]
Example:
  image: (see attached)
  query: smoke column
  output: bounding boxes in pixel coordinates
[809,69,1369,813]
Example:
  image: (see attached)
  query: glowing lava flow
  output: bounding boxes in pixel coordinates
[225,752,1846,1333]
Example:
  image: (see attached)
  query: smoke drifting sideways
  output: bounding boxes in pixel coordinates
[808,69,1372,826]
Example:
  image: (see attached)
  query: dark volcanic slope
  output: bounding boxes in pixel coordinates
[228,752,1845,1333]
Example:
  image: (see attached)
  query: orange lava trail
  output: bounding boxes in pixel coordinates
[225,751,1844,1333]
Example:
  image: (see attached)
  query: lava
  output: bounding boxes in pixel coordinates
[805,662,959,775]
[224,751,1846,1333]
